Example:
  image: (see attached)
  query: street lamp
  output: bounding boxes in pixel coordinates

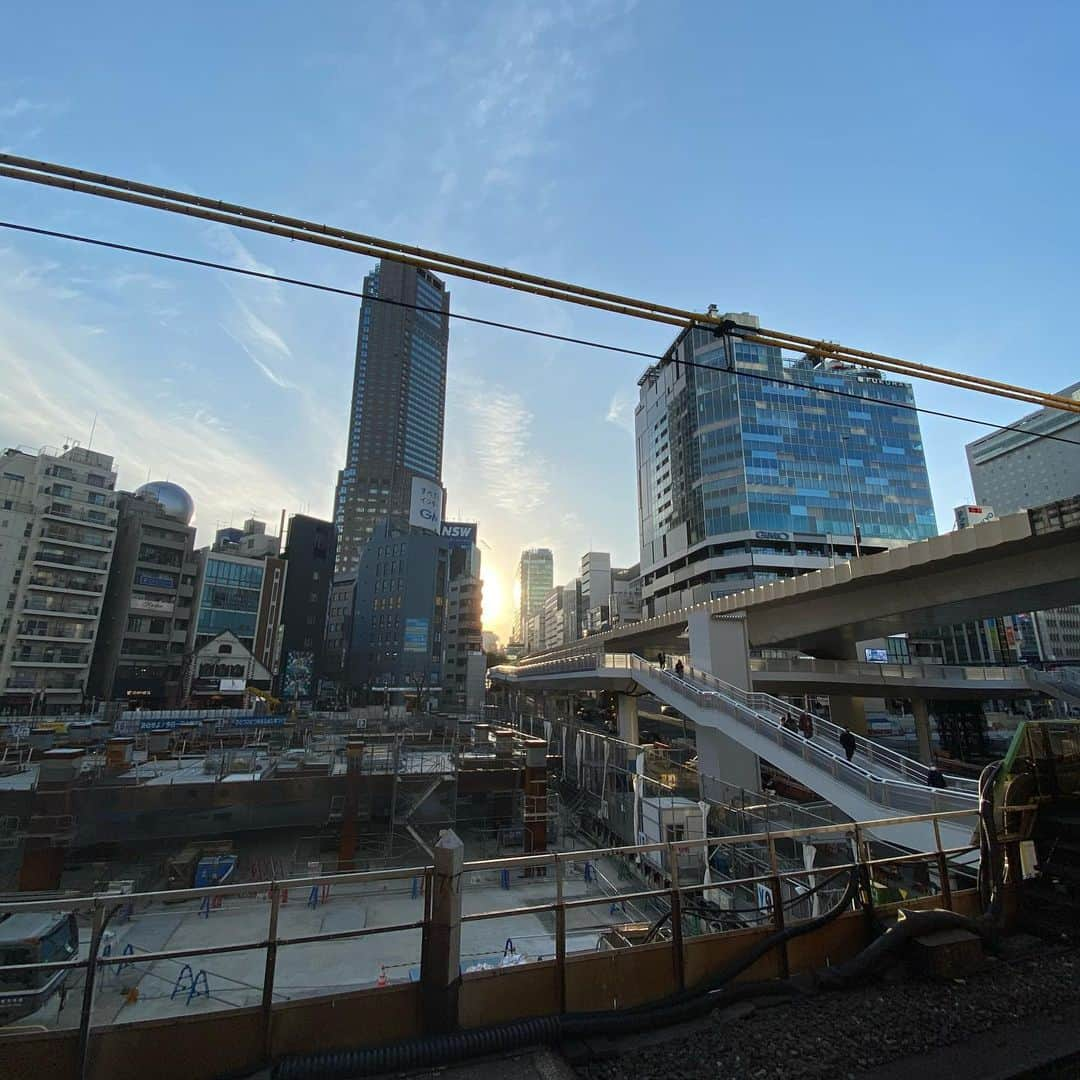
[840,436,862,558]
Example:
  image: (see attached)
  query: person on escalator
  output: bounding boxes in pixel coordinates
[839,727,857,762]
[798,711,813,738]
[674,659,684,678]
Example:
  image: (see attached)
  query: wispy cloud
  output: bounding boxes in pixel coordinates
[109,270,174,292]
[0,97,66,127]
[0,304,308,533]
[222,323,297,390]
[0,243,316,534]
[235,301,292,359]
[205,225,283,303]
[449,372,550,515]
[0,98,45,120]
[605,390,636,436]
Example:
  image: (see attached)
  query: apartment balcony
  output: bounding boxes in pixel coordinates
[136,549,184,568]
[27,575,105,595]
[32,550,110,574]
[12,647,91,667]
[42,505,117,530]
[39,525,112,550]
[5,675,83,691]
[43,464,116,491]
[21,597,99,618]
[16,625,96,643]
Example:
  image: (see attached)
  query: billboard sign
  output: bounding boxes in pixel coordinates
[282,650,314,701]
[440,521,477,547]
[403,617,429,653]
[864,648,889,663]
[219,678,247,692]
[954,504,996,530]
[408,477,443,533]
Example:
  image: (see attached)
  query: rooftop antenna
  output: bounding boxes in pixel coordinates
[87,413,98,450]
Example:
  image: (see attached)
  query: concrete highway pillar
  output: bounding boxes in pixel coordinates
[685,611,760,793]
[421,829,464,1033]
[829,696,868,738]
[687,611,752,689]
[911,698,934,765]
[617,693,640,744]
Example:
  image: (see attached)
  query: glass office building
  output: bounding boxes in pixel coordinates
[193,554,266,651]
[636,315,937,617]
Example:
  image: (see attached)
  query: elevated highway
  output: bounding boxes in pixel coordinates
[490,654,978,855]
[533,497,1080,661]
[748,656,1033,698]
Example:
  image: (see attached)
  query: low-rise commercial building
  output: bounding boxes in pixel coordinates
[188,526,286,699]
[88,482,197,707]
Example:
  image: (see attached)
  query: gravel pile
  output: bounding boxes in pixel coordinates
[576,948,1080,1080]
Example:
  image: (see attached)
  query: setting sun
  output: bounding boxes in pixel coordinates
[481,568,509,640]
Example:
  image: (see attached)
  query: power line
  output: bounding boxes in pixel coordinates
[3,218,1079,452]
[2,151,1078,416]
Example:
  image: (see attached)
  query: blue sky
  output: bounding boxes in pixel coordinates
[1,1,1078,639]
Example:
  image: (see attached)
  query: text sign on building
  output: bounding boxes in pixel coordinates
[954,504,996,530]
[409,477,444,533]
[440,521,477,547]
[219,678,247,692]
[404,617,429,653]
[135,571,175,589]
[130,597,174,614]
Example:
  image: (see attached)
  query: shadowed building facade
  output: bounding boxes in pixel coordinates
[333,260,450,575]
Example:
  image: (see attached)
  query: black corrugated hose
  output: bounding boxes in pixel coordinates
[271,870,858,1080]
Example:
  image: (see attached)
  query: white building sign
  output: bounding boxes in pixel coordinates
[408,477,444,533]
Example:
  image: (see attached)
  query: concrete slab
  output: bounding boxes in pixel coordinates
[15,860,646,1032]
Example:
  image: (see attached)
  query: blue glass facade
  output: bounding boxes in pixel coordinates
[636,318,937,616]
[195,555,265,649]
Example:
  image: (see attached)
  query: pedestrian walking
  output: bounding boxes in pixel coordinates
[798,711,813,738]
[840,727,857,762]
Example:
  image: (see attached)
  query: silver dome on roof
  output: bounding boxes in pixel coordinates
[135,481,195,524]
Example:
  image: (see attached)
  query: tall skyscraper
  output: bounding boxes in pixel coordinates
[514,548,554,643]
[333,260,450,574]
[636,315,937,618]
[965,382,1080,661]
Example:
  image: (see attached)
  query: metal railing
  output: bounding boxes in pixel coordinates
[630,659,978,814]
[749,656,1027,685]
[1025,667,1080,701]
[492,654,979,813]
[0,807,976,1066]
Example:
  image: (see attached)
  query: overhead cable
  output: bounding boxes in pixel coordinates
[2,151,1078,415]
[3,218,1077,451]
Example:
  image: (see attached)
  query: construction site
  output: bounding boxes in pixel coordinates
[0,691,974,1026]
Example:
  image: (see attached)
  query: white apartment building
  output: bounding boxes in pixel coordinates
[0,445,119,712]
